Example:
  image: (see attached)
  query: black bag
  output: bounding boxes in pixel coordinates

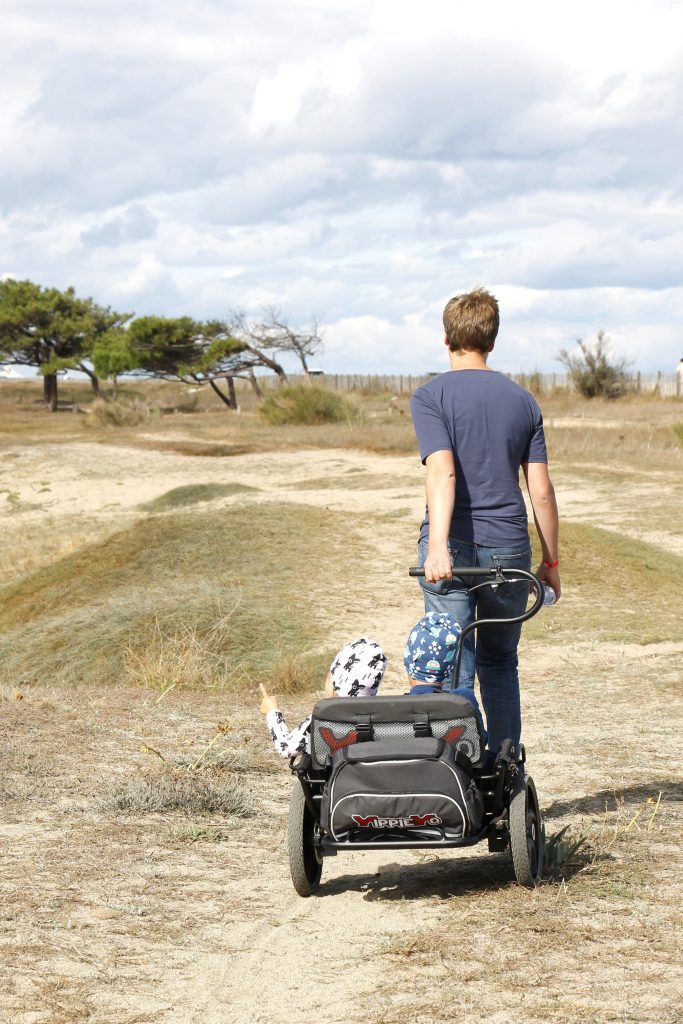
[310,693,485,770]
[320,737,484,840]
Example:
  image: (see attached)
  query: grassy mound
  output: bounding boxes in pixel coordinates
[258,384,357,425]
[140,483,257,512]
[0,504,357,689]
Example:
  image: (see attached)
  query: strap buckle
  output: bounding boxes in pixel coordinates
[356,714,373,742]
[413,712,432,738]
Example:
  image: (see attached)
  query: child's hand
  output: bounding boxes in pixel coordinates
[259,683,279,715]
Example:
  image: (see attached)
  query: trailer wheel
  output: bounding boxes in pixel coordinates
[288,781,322,897]
[509,773,543,888]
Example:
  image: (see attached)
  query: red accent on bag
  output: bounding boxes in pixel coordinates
[443,725,466,744]
[320,726,359,754]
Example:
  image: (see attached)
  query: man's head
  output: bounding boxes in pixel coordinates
[403,612,461,688]
[328,637,386,697]
[443,288,499,354]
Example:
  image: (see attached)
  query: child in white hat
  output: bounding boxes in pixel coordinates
[259,637,387,758]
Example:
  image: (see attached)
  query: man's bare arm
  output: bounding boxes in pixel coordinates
[523,461,561,599]
[423,449,455,582]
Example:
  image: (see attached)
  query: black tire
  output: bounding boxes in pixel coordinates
[287,781,322,897]
[508,773,543,888]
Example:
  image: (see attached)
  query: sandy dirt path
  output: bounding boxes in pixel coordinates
[2,439,682,1024]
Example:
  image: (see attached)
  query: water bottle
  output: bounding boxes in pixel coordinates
[543,584,557,606]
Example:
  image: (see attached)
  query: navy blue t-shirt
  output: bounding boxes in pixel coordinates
[410,369,547,546]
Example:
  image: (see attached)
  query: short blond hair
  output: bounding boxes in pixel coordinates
[443,288,499,353]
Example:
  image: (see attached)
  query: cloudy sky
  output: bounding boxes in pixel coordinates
[2,0,682,374]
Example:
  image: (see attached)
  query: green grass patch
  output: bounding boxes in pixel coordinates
[525,520,683,645]
[140,482,257,511]
[673,422,683,449]
[542,824,590,878]
[0,504,356,689]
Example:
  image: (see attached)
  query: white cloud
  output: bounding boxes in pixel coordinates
[1,0,683,372]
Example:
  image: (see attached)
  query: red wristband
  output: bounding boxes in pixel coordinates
[542,559,559,569]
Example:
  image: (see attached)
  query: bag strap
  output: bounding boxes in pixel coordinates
[355,714,373,742]
[412,712,432,738]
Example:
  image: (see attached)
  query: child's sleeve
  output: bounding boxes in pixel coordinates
[265,710,312,759]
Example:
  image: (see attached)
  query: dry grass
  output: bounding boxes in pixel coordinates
[101,771,254,816]
[85,397,154,427]
[292,472,403,490]
[0,503,365,688]
[3,379,681,465]
[139,482,258,511]
[0,514,131,584]
[122,611,236,691]
[1,379,682,1024]
[267,648,337,696]
[367,793,681,1024]
[524,520,683,647]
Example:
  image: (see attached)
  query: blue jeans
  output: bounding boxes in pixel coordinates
[417,536,531,755]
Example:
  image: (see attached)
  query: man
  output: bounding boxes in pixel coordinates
[409,288,560,756]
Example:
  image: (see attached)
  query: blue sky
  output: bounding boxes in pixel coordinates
[2,0,683,374]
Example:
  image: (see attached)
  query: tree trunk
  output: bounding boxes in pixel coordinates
[246,347,289,384]
[77,362,100,396]
[247,368,263,399]
[43,373,58,411]
[209,377,237,409]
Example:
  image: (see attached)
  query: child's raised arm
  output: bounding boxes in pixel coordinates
[259,683,311,759]
[259,683,279,715]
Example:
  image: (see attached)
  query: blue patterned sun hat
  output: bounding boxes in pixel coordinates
[403,613,462,685]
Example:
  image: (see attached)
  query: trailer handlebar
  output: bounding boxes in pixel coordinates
[408,565,544,689]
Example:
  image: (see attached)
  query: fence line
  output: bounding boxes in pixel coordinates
[241,371,682,398]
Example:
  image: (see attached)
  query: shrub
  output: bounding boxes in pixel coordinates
[557,331,631,399]
[86,397,152,426]
[673,423,683,449]
[258,384,357,425]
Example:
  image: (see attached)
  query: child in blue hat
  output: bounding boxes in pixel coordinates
[404,612,487,742]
